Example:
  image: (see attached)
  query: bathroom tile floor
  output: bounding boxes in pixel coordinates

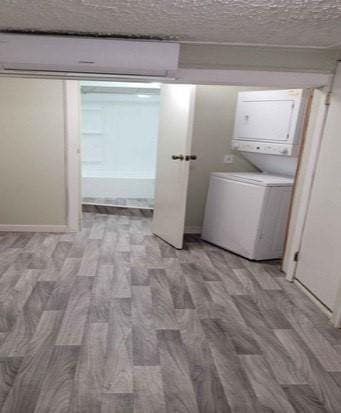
[0,210,341,412]
[82,196,154,209]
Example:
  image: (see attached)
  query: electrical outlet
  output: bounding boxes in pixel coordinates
[224,154,234,164]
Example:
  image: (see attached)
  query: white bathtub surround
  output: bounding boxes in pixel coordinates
[82,173,155,199]
[80,82,160,202]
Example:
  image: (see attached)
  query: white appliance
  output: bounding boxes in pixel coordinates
[0,34,179,78]
[202,173,293,260]
[202,89,308,260]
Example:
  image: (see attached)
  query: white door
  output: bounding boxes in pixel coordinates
[152,84,196,249]
[295,64,341,310]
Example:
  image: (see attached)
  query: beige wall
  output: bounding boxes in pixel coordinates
[179,44,340,74]
[0,77,67,226]
[185,85,261,231]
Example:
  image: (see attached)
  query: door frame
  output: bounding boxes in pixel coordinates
[64,80,81,232]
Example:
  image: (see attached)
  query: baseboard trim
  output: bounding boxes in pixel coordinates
[0,225,69,233]
[184,226,202,234]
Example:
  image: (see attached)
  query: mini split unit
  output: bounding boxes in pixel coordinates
[0,33,180,78]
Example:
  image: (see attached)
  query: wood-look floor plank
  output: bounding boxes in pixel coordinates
[1,311,62,413]
[275,328,341,412]
[104,298,133,394]
[0,358,22,410]
[0,281,54,357]
[133,366,166,413]
[150,269,178,330]
[34,346,80,413]
[101,393,134,413]
[71,322,108,413]
[55,277,93,346]
[282,384,326,413]
[0,269,41,332]
[90,264,114,322]
[46,258,81,311]
[200,318,263,412]
[163,259,195,309]
[132,286,159,366]
[232,295,307,385]
[157,329,199,413]
[77,239,101,277]
[240,354,295,412]
[176,310,231,412]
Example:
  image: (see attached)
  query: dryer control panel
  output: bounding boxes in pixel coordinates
[231,140,299,157]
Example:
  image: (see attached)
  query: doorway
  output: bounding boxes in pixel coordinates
[80,81,161,210]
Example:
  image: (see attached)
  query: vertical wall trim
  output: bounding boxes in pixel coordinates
[64,80,81,232]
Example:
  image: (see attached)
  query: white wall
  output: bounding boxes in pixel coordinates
[184,85,260,232]
[289,64,341,311]
[81,90,160,199]
[0,77,67,226]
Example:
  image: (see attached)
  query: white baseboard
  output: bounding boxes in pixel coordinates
[184,226,202,234]
[0,225,70,233]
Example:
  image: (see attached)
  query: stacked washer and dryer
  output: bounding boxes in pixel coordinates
[202,89,308,260]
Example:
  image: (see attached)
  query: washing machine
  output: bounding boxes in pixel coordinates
[202,172,293,260]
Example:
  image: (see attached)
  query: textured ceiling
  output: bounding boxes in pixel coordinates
[0,0,341,48]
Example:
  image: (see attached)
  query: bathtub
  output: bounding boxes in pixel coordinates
[82,171,155,199]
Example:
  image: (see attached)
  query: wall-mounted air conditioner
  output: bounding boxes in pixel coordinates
[0,34,180,78]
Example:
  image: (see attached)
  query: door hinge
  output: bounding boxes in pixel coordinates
[325,92,332,106]
[294,251,299,262]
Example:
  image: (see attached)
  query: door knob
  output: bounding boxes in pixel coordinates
[185,155,197,161]
[172,155,184,160]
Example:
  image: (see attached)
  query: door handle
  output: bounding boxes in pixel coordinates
[172,155,184,160]
[185,155,197,161]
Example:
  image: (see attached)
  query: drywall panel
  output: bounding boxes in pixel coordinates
[0,77,66,225]
[179,44,340,74]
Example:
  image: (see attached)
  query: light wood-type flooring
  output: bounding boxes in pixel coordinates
[1,209,341,412]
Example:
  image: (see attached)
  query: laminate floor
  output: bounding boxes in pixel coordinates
[1,211,341,412]
[82,197,154,210]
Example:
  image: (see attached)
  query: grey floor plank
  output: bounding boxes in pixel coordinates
[104,298,133,394]
[101,393,134,413]
[1,311,62,413]
[275,328,341,412]
[157,329,199,413]
[282,384,326,413]
[240,354,295,412]
[71,322,108,413]
[201,318,263,412]
[133,366,167,413]
[0,281,54,357]
[34,345,80,413]
[150,268,178,329]
[90,264,114,322]
[132,286,159,366]
[55,277,93,346]
[176,309,231,412]
[232,295,308,385]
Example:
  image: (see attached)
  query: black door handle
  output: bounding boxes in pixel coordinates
[172,155,184,160]
[185,155,197,161]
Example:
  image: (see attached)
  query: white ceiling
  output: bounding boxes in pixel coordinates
[0,0,341,48]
